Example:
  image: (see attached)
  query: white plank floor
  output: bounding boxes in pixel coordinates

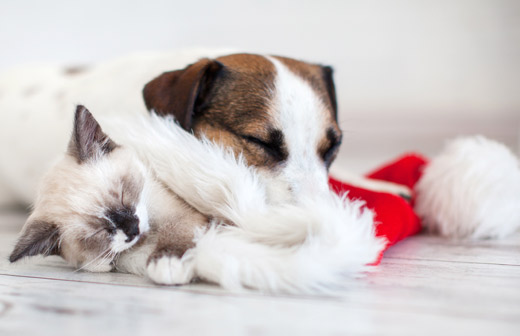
[0,212,519,336]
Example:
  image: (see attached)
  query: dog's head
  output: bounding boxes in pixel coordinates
[143,54,341,202]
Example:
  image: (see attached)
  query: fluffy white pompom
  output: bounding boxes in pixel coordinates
[415,136,520,239]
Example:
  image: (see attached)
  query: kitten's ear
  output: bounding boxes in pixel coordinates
[68,105,118,163]
[9,219,61,262]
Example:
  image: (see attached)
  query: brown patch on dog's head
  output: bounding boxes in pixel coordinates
[142,53,341,170]
[142,59,223,130]
[144,54,283,167]
[192,54,289,167]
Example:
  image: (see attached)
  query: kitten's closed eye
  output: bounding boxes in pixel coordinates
[323,140,341,164]
[322,128,342,167]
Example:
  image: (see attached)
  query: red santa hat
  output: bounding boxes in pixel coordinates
[329,136,520,261]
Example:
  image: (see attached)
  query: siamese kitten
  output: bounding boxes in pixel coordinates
[9,105,208,284]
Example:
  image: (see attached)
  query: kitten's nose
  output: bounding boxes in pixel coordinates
[108,209,140,242]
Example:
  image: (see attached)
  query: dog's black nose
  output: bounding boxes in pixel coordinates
[107,209,140,242]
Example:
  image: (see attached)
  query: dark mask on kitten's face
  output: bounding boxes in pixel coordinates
[9,105,150,272]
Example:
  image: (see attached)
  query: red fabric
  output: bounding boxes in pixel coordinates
[366,154,429,191]
[328,153,429,263]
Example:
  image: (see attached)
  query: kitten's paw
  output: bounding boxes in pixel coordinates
[146,256,193,285]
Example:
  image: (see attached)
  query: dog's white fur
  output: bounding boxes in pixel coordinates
[188,197,382,293]
[262,56,331,199]
[109,114,384,293]
[0,49,234,204]
[415,136,520,239]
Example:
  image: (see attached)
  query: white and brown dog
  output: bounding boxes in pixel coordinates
[0,49,408,206]
[142,54,342,202]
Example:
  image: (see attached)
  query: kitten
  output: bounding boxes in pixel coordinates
[9,105,208,284]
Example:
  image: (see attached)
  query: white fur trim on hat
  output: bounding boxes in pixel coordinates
[415,136,520,239]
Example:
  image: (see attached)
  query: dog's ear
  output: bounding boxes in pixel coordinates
[9,219,61,262]
[142,59,223,130]
[68,105,118,163]
[321,66,338,121]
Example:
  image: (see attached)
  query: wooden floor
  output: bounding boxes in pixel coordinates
[0,211,519,336]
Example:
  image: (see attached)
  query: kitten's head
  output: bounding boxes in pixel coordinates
[9,105,150,272]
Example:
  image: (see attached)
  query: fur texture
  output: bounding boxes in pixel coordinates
[11,108,384,293]
[189,196,383,293]
[1,50,385,293]
[105,114,268,224]
[9,107,152,270]
[415,136,520,239]
[9,106,208,276]
[106,114,384,293]
[0,49,234,204]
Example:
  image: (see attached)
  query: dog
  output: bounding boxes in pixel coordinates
[0,49,409,206]
[142,53,342,202]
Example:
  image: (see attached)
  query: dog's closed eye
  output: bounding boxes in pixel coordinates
[322,129,342,167]
[322,141,341,165]
[242,131,288,162]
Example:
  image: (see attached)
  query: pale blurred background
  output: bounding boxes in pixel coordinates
[1,0,519,173]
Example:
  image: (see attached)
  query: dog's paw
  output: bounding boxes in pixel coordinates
[146,255,193,285]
